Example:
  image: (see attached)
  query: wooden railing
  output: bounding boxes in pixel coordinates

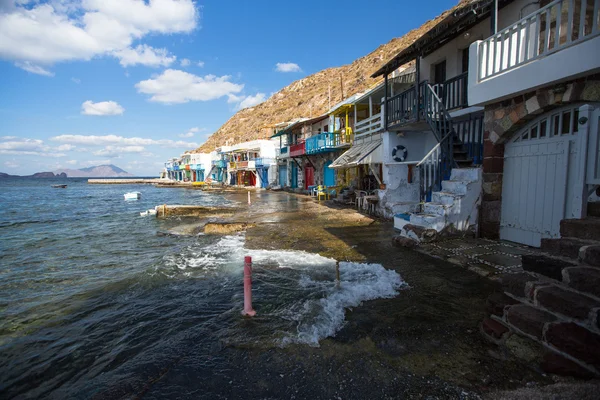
[418,83,457,204]
[306,132,336,154]
[355,113,382,136]
[442,72,468,110]
[417,143,442,203]
[453,113,485,164]
[478,0,600,81]
[386,86,418,127]
[289,142,306,157]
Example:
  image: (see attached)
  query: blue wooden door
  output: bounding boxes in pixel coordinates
[291,163,298,188]
[324,161,335,186]
[279,165,287,186]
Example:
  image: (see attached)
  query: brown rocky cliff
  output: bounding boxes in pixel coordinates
[195,1,467,153]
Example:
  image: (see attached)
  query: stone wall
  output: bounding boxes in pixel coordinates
[480,75,600,239]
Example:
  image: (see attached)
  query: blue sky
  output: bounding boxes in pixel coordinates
[0,0,456,176]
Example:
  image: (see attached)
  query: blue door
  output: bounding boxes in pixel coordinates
[279,165,287,186]
[324,161,335,187]
[291,163,298,188]
[259,167,269,188]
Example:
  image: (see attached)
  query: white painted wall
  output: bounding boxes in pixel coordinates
[385,131,438,163]
[469,35,600,106]
[420,0,537,84]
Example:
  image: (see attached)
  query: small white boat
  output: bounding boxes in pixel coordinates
[140,209,157,217]
[124,192,141,201]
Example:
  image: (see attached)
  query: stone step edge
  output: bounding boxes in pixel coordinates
[501,287,600,336]
[488,313,600,377]
[516,265,600,304]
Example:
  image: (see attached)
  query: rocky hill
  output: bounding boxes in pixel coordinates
[194,1,466,153]
[54,164,132,178]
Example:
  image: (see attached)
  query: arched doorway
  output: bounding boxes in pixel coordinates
[323,161,335,187]
[500,105,584,246]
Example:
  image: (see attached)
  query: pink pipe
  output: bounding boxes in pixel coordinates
[242,256,256,317]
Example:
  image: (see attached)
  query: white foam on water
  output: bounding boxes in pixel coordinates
[161,233,407,347]
[279,262,407,347]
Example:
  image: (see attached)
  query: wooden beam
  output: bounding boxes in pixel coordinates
[369,164,382,185]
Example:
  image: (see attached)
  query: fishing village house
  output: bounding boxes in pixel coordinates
[220,140,277,188]
[272,113,352,191]
[371,0,600,378]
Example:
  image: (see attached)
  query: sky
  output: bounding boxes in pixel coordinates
[0,0,457,176]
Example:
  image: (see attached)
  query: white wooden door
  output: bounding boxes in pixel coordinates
[500,106,581,247]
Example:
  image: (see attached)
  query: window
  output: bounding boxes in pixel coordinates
[461,48,469,74]
[324,125,328,132]
[433,60,446,84]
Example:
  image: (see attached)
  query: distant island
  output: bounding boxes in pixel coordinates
[54,164,133,178]
[0,164,132,178]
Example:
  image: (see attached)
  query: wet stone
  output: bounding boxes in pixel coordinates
[522,254,577,281]
[545,322,600,370]
[502,272,539,298]
[505,304,557,339]
[541,351,597,379]
[479,253,522,268]
[535,285,600,321]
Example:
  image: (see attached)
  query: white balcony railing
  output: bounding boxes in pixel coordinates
[355,113,382,136]
[478,0,599,81]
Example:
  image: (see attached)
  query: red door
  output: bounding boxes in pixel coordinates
[304,166,314,189]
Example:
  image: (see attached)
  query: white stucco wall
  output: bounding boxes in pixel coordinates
[385,131,438,164]
[420,0,539,84]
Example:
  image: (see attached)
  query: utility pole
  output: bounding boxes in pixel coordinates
[340,74,344,100]
[328,84,331,110]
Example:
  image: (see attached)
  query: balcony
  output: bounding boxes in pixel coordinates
[237,161,249,169]
[254,158,275,167]
[469,0,600,106]
[305,131,352,154]
[355,113,383,136]
[289,142,306,157]
[228,162,237,169]
[212,160,227,168]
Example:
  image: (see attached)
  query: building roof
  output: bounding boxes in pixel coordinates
[371,0,513,78]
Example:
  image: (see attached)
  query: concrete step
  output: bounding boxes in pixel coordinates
[563,266,600,299]
[560,217,600,241]
[540,237,599,260]
[589,202,600,218]
[409,213,445,231]
[521,254,578,281]
[441,180,469,195]
[535,285,600,322]
[431,191,461,206]
[423,202,451,216]
[388,201,421,215]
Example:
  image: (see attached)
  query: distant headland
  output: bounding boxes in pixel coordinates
[0,164,132,178]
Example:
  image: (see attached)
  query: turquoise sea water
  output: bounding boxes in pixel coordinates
[0,178,404,399]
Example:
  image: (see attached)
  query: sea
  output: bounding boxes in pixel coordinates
[0,177,405,398]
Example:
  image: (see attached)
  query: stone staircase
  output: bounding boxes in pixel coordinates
[394,167,482,243]
[481,206,600,378]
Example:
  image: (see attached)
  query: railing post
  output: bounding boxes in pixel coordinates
[415,56,421,122]
[384,74,389,131]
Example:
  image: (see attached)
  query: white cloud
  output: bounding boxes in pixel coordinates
[15,61,54,76]
[81,100,125,116]
[135,69,244,104]
[3,160,18,168]
[0,0,198,72]
[0,136,66,157]
[179,126,200,138]
[57,144,75,151]
[71,77,81,84]
[51,134,198,148]
[93,145,146,157]
[197,60,204,67]
[180,58,190,67]
[238,93,266,110]
[66,159,78,165]
[275,62,301,73]
[114,44,175,67]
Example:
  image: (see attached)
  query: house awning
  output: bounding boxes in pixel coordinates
[330,139,382,169]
